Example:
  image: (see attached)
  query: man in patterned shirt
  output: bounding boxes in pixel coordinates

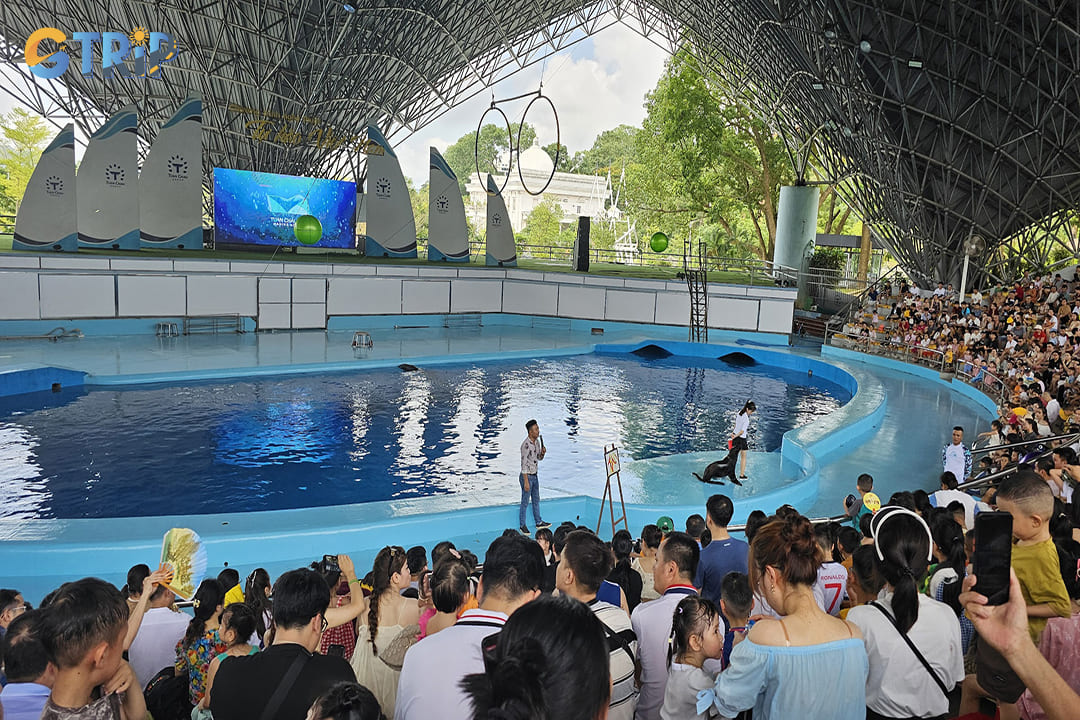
[519,419,551,535]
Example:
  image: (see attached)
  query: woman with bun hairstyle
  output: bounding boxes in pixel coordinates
[710,513,867,719]
[847,507,964,720]
[731,400,756,481]
[307,681,386,720]
[462,593,610,720]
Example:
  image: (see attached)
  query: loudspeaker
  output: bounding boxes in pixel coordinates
[574,216,590,272]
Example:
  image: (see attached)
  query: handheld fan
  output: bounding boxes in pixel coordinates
[159,527,207,601]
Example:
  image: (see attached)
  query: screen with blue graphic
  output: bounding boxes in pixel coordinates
[213,168,357,248]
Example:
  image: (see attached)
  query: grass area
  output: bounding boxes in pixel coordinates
[0,237,777,286]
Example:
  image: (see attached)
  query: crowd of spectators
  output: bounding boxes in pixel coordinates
[839,272,1080,420]
[1,464,1078,720]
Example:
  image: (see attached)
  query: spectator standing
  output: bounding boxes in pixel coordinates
[930,471,980,529]
[0,611,54,720]
[175,579,227,707]
[694,495,748,609]
[127,580,189,690]
[461,594,610,720]
[244,568,273,646]
[710,514,867,720]
[210,569,355,720]
[39,578,146,720]
[631,531,700,720]
[844,474,876,529]
[608,529,644,612]
[394,534,544,720]
[518,419,551,535]
[847,507,964,719]
[661,596,723,720]
[350,547,418,718]
[633,525,663,603]
[962,471,1072,717]
[942,426,973,483]
[813,524,849,616]
[558,530,639,720]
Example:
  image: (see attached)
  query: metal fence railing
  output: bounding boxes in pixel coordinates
[827,330,1010,405]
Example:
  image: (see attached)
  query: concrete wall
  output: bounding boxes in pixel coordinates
[0,254,797,334]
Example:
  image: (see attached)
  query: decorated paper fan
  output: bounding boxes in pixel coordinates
[158,527,207,601]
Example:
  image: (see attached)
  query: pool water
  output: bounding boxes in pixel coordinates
[0,353,850,519]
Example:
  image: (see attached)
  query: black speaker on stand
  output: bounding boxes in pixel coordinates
[574,216,590,272]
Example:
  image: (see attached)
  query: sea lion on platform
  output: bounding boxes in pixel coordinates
[692,451,743,486]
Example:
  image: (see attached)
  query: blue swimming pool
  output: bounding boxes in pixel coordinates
[0,352,850,520]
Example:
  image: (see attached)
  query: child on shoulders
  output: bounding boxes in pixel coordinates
[661,596,723,720]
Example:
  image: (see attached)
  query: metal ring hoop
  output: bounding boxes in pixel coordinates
[476,104,513,196]
[517,93,559,196]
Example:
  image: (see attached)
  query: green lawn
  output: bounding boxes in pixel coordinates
[0,238,777,286]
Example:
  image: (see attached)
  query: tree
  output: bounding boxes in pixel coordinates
[542,142,571,172]
[521,197,573,249]
[625,47,793,260]
[409,180,429,240]
[575,125,638,175]
[441,122,537,195]
[0,108,52,214]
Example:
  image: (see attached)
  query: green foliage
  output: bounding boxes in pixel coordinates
[442,122,536,195]
[409,180,429,240]
[0,108,52,214]
[521,197,574,249]
[623,48,792,260]
[542,142,571,172]
[574,125,638,175]
[808,246,845,271]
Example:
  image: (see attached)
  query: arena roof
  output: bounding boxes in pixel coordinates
[1,0,1078,284]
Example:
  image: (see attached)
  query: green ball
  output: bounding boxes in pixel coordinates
[293,214,323,245]
[649,231,669,253]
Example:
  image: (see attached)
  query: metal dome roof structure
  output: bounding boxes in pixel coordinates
[1,0,1078,284]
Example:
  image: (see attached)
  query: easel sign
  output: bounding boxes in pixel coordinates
[597,444,628,536]
[605,446,621,477]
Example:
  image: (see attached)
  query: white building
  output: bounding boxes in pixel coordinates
[464,140,611,232]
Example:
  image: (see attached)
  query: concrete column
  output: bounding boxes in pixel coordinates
[773,185,820,303]
[857,223,871,285]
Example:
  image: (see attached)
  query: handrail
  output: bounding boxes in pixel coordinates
[969,430,1080,457]
[827,329,1009,405]
[959,431,1080,493]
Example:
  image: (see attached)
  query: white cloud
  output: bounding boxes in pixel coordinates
[394,23,668,185]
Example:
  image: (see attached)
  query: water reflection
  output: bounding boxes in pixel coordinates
[0,355,849,519]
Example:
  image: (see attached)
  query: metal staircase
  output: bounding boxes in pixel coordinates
[685,240,708,342]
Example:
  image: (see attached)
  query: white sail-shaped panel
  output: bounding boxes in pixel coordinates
[485,174,516,267]
[141,96,202,249]
[363,124,417,258]
[78,105,139,249]
[13,124,77,252]
[427,147,469,262]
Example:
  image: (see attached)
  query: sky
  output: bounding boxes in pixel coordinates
[0,23,669,186]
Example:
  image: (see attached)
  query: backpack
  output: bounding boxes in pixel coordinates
[144,666,193,720]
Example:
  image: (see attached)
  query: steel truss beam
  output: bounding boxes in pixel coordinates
[1,0,1078,283]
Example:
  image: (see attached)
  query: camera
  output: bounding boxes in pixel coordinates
[319,554,341,575]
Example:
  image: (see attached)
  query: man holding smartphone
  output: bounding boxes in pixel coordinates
[519,419,551,535]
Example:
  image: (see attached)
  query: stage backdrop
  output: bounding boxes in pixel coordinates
[485,174,517,267]
[213,168,356,248]
[362,124,417,258]
[77,105,140,250]
[141,95,202,249]
[13,124,77,252]
[427,147,469,262]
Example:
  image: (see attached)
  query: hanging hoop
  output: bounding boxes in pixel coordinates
[476,103,513,196]
[517,92,560,196]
